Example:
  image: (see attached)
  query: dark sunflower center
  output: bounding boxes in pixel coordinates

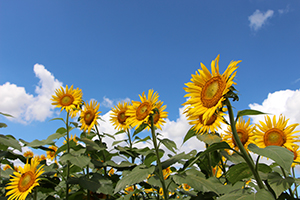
[232,129,249,146]
[264,128,286,146]
[201,76,225,108]
[84,110,95,125]
[18,171,35,192]
[152,109,160,124]
[199,114,217,125]
[136,102,151,120]
[117,111,128,125]
[60,94,74,106]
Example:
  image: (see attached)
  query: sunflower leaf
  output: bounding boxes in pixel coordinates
[202,142,233,157]
[268,172,294,198]
[133,123,148,137]
[236,109,267,121]
[197,133,222,145]
[182,127,197,145]
[0,123,7,128]
[248,144,293,172]
[0,112,14,118]
[0,134,22,151]
[114,165,155,193]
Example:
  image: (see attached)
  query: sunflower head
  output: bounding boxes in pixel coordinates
[110,101,130,131]
[288,145,300,167]
[146,100,168,130]
[47,145,57,161]
[222,117,255,152]
[79,100,101,134]
[23,151,34,158]
[51,85,83,115]
[186,108,226,134]
[6,157,44,200]
[253,115,300,149]
[126,89,159,129]
[183,55,241,124]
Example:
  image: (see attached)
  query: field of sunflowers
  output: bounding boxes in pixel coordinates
[1,55,300,200]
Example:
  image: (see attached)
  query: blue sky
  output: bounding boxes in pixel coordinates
[1,0,300,158]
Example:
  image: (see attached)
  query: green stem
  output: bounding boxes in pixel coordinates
[127,129,135,163]
[280,166,293,197]
[225,99,265,190]
[292,167,298,198]
[66,111,70,200]
[87,164,90,200]
[95,125,107,176]
[33,187,37,200]
[206,143,213,177]
[149,114,168,200]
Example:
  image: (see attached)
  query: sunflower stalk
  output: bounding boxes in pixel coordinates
[95,125,107,176]
[66,111,70,200]
[280,166,293,197]
[225,99,265,190]
[149,114,169,200]
[292,167,298,198]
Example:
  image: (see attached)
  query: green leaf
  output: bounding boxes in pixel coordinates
[236,109,266,121]
[112,140,126,146]
[49,117,65,123]
[248,144,293,172]
[134,136,151,144]
[159,138,177,154]
[197,133,222,145]
[0,112,14,117]
[114,165,155,193]
[217,189,275,200]
[202,142,233,157]
[0,134,22,151]
[172,173,220,195]
[105,160,136,170]
[78,176,101,192]
[182,127,197,145]
[161,151,196,169]
[133,123,148,137]
[60,153,90,168]
[0,122,7,128]
[226,163,252,185]
[268,172,294,198]
[77,137,105,151]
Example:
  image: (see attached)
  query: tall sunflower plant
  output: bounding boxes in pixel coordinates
[1,55,300,200]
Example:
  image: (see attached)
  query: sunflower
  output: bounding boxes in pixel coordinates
[5,157,44,200]
[222,117,255,152]
[183,55,241,124]
[63,134,78,144]
[181,183,191,191]
[126,89,159,129]
[79,100,101,134]
[186,109,226,134]
[4,165,12,171]
[124,185,135,195]
[162,167,172,180]
[288,145,300,167]
[51,85,83,115]
[110,101,130,131]
[46,146,57,161]
[23,151,34,158]
[253,115,300,149]
[146,100,168,130]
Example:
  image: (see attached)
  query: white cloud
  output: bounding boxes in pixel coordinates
[248,9,274,31]
[97,105,206,165]
[278,5,290,15]
[0,64,62,123]
[101,97,131,108]
[249,89,300,126]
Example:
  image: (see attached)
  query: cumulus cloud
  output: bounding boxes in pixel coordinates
[248,9,274,31]
[249,89,300,126]
[0,64,62,123]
